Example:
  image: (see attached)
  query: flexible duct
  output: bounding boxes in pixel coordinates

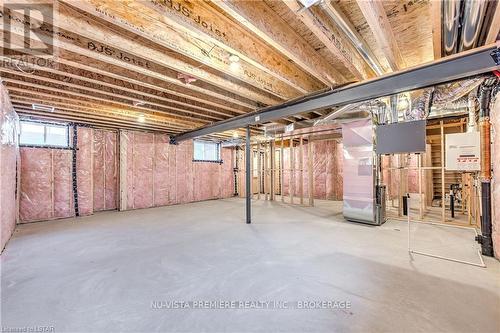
[406,88,434,121]
[467,90,478,132]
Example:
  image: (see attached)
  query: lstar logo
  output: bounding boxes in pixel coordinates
[1,2,54,56]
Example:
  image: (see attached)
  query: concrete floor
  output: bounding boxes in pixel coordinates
[1,198,499,333]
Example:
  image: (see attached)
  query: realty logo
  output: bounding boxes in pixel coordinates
[2,1,54,56]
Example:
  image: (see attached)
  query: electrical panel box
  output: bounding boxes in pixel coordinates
[375,120,426,155]
[445,132,481,171]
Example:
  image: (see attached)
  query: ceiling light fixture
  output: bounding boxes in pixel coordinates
[137,114,146,123]
[232,131,239,138]
[32,104,55,112]
[229,54,240,63]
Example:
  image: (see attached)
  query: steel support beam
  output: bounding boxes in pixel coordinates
[173,43,499,143]
[245,126,251,224]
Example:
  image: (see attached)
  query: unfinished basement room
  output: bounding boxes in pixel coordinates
[1,0,500,332]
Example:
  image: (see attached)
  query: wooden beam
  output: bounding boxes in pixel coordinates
[60,0,320,96]
[2,35,257,111]
[356,0,406,71]
[212,0,345,85]
[136,0,323,92]
[4,81,206,127]
[431,0,442,59]
[0,73,227,122]
[282,0,367,80]
[0,62,244,118]
[11,99,181,130]
[12,102,181,131]
[15,108,177,133]
[4,5,279,105]
[486,3,500,44]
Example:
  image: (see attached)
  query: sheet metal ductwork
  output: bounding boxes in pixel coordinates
[459,0,488,52]
[443,0,489,56]
[443,0,461,56]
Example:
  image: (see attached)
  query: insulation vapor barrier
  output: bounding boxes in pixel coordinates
[0,83,19,251]
[19,148,73,223]
[77,127,93,216]
[282,140,343,200]
[120,130,234,210]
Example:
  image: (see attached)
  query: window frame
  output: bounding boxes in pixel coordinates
[19,120,71,149]
[192,140,222,163]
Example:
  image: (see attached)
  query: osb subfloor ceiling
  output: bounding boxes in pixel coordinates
[1,0,499,138]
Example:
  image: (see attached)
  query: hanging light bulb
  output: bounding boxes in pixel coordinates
[229,54,240,63]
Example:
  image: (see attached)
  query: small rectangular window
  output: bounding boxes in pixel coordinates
[19,121,69,147]
[193,140,221,162]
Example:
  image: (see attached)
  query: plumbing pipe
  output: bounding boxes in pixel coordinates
[319,0,385,75]
[475,78,496,256]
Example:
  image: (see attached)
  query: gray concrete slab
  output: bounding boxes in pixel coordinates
[1,198,499,333]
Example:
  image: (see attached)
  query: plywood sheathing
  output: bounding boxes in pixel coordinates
[335,0,433,71]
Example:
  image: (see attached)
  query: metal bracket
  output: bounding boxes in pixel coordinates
[169,136,178,145]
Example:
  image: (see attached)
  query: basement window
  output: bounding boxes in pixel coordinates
[193,140,221,162]
[19,121,69,148]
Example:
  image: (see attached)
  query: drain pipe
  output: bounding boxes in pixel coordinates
[475,78,496,256]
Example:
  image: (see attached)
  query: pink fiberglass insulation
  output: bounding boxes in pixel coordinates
[0,83,19,251]
[175,140,194,204]
[278,139,343,200]
[313,140,328,199]
[133,132,155,209]
[119,132,234,210]
[20,148,74,222]
[407,154,419,193]
[123,131,134,210]
[154,133,170,207]
[93,129,118,211]
[52,150,73,218]
[326,141,338,200]
[334,142,343,200]
[167,141,177,205]
[220,148,234,198]
[193,162,218,201]
[19,148,52,222]
[492,96,500,259]
[282,147,290,196]
[93,129,105,211]
[77,127,93,216]
[104,130,118,210]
